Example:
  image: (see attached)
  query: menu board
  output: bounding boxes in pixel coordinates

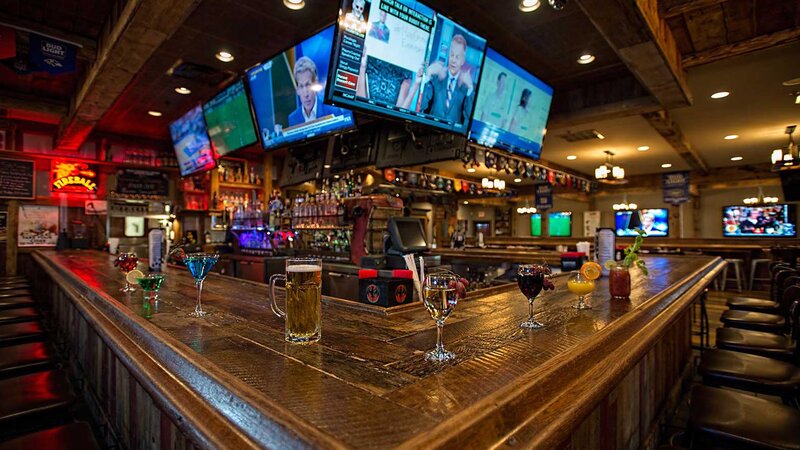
[115,169,170,197]
[0,158,35,199]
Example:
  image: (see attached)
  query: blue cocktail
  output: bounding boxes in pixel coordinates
[184,253,219,317]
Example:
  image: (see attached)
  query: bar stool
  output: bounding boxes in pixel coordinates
[688,385,800,449]
[0,322,46,347]
[720,258,744,293]
[698,349,800,405]
[0,282,31,290]
[715,327,795,361]
[0,296,36,311]
[0,370,77,427]
[0,342,56,379]
[0,308,40,326]
[0,422,101,450]
[0,290,33,300]
[749,258,772,291]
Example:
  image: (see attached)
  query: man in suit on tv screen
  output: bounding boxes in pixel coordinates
[288,56,343,127]
[420,34,474,126]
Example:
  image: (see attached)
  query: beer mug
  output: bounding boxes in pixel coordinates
[269,258,322,343]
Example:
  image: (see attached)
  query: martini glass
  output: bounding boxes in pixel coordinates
[184,253,219,317]
[114,253,139,293]
[137,273,165,303]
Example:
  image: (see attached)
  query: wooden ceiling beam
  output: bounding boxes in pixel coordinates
[682,27,800,68]
[575,0,692,109]
[661,0,729,19]
[549,96,662,129]
[0,12,97,61]
[641,110,710,174]
[55,0,202,151]
[0,90,69,118]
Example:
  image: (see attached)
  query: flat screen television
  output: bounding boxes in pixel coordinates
[615,208,669,237]
[530,213,542,237]
[246,25,356,151]
[202,79,258,156]
[548,212,572,237]
[169,105,216,177]
[327,0,487,135]
[722,204,797,237]
[469,47,552,159]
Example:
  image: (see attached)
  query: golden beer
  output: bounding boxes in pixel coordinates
[285,265,322,343]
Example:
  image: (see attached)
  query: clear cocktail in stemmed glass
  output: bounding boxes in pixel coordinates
[517,263,554,329]
[184,253,219,317]
[422,272,460,362]
[114,252,139,293]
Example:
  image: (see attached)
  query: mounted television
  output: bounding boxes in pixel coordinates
[530,213,542,237]
[169,105,216,177]
[615,208,669,237]
[548,212,572,237]
[202,79,258,156]
[469,47,552,160]
[722,204,797,237]
[246,25,356,151]
[327,0,487,135]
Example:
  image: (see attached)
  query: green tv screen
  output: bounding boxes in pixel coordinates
[530,214,542,236]
[549,212,572,237]
[202,79,258,156]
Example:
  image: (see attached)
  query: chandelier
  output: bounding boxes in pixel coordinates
[743,186,779,205]
[482,177,506,190]
[595,150,627,184]
[771,125,799,170]
[612,194,637,211]
[517,200,537,214]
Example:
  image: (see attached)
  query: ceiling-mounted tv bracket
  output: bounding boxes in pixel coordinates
[404,123,424,149]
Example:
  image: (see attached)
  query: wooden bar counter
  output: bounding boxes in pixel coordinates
[28,250,725,449]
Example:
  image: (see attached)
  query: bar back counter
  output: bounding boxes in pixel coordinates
[28,250,725,449]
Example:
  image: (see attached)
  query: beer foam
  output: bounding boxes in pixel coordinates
[287,264,321,273]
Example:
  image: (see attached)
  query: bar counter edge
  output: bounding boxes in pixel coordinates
[28,250,726,450]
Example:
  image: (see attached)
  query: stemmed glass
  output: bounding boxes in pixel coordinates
[137,273,165,303]
[567,271,595,310]
[184,253,219,317]
[422,272,459,362]
[517,264,552,329]
[114,252,139,293]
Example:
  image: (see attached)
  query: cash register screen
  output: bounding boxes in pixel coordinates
[389,217,428,252]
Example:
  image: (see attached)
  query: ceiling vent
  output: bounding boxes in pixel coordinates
[559,129,605,142]
[166,60,235,86]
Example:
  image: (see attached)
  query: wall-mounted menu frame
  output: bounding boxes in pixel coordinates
[0,158,35,199]
[115,169,170,198]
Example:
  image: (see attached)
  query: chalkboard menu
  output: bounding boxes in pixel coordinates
[115,169,170,197]
[0,158,35,199]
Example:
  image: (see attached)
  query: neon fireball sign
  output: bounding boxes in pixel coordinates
[51,160,98,193]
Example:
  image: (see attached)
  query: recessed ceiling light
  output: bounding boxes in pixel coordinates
[518,0,541,12]
[147,110,162,117]
[215,51,234,63]
[467,167,476,173]
[463,201,469,205]
[637,146,650,151]
[566,155,577,160]
[710,91,730,99]
[175,87,191,95]
[283,0,305,10]
[577,54,595,64]
[661,163,672,168]
[323,164,331,169]
[514,178,522,183]
[724,134,739,140]
[333,174,340,179]
[730,156,743,161]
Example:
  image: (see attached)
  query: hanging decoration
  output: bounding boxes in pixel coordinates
[383,167,513,196]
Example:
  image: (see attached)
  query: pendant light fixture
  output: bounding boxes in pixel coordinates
[595,150,627,184]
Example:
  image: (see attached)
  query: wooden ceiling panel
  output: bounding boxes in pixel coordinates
[666,16,695,54]
[722,0,755,42]
[683,5,728,51]
[755,0,797,34]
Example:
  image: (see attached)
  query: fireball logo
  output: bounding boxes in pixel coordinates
[51,161,98,192]
[395,285,407,304]
[366,284,380,304]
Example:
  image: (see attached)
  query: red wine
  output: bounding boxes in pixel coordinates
[517,273,544,299]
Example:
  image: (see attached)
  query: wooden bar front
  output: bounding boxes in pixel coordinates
[28,250,725,449]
